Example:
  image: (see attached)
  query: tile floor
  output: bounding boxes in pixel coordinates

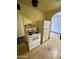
[17,33,61,59]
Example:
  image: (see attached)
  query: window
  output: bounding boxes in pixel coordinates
[51,12,61,33]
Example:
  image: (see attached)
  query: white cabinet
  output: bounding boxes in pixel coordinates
[17,11,25,37]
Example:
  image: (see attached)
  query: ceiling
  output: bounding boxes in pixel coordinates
[17,0,61,12]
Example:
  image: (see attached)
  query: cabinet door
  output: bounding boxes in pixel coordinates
[17,12,24,37]
[43,21,50,42]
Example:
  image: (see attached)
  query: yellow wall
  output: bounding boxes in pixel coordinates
[18,0,61,22]
[22,15,32,25]
[19,3,45,25]
[37,0,61,12]
[17,1,45,37]
[17,0,61,38]
[45,7,61,20]
[18,0,61,12]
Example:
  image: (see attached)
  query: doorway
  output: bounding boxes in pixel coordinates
[50,12,61,39]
